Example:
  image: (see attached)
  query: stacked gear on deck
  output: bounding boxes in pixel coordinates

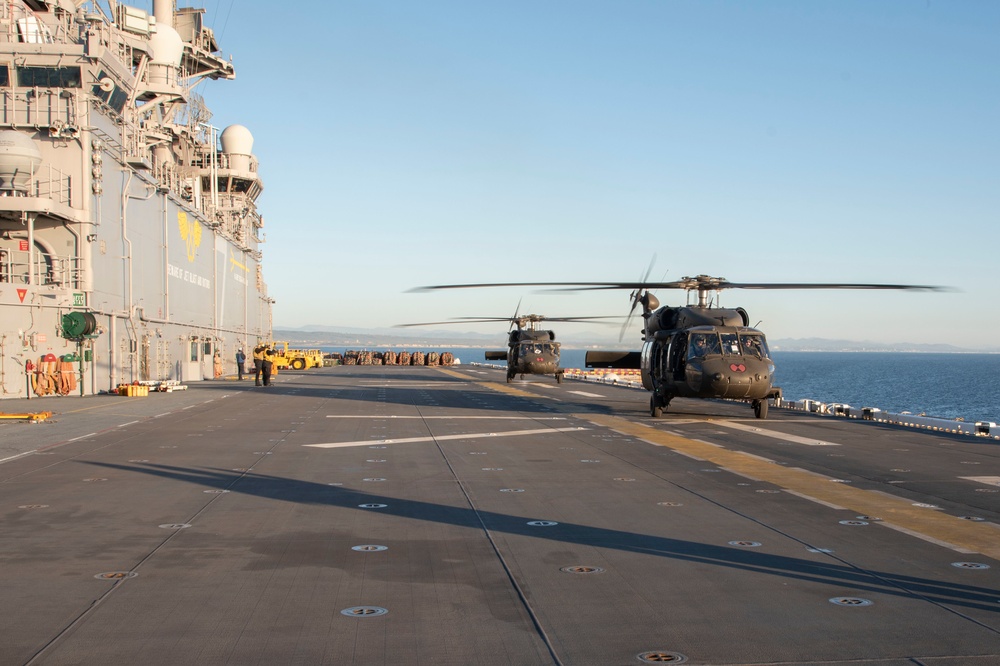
[28,354,78,396]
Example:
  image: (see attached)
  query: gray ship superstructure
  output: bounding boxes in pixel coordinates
[0,0,270,398]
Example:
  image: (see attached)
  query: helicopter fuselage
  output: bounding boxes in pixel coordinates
[488,329,564,382]
[587,306,780,417]
[641,325,777,401]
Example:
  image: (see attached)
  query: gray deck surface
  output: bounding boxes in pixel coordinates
[2,365,999,665]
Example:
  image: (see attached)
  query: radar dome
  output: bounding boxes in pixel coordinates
[149,24,184,66]
[0,130,42,193]
[220,125,254,156]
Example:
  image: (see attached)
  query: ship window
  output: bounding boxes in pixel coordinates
[17,66,82,88]
[92,70,127,113]
[0,66,8,87]
[190,341,199,361]
[203,341,213,355]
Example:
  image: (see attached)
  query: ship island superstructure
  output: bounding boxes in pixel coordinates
[0,0,271,398]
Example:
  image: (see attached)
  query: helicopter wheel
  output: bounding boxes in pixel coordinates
[555,372,563,384]
[753,399,768,419]
[650,394,663,419]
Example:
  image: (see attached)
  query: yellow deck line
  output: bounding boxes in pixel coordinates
[578,413,1000,561]
[439,367,999,559]
[435,367,539,397]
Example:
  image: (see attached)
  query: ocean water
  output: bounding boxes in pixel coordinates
[320,346,1000,424]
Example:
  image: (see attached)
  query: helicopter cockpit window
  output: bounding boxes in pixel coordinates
[720,333,740,355]
[740,333,767,359]
[688,332,721,358]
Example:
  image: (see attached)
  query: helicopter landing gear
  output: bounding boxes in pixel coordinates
[753,399,768,419]
[555,371,563,384]
[506,369,514,383]
[650,393,668,418]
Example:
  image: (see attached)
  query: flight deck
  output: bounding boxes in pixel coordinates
[2,365,999,665]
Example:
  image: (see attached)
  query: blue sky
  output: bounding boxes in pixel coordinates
[183,1,997,348]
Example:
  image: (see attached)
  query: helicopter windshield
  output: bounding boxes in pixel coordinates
[520,342,559,357]
[739,333,769,359]
[688,332,721,359]
[720,333,741,355]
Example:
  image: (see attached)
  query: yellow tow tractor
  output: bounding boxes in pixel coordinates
[270,341,324,370]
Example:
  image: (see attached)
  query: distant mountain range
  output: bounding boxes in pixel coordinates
[274,326,998,353]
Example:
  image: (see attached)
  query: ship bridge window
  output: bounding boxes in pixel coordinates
[92,70,127,113]
[17,66,82,88]
[0,66,8,87]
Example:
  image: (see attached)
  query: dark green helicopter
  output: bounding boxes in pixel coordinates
[397,308,619,383]
[414,275,946,418]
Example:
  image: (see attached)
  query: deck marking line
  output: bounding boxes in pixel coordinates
[960,476,1000,486]
[325,416,569,420]
[708,420,841,446]
[0,451,38,463]
[118,421,140,427]
[436,367,541,397]
[306,427,589,449]
[877,522,977,554]
[782,489,847,511]
[578,412,1000,560]
[568,391,604,398]
[68,433,97,442]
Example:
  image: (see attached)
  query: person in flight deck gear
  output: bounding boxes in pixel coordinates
[261,344,275,386]
[253,342,267,386]
[236,348,246,380]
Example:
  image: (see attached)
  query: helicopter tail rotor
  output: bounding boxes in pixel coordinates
[619,256,662,341]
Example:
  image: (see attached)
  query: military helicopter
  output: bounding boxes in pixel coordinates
[414,275,946,418]
[397,308,620,383]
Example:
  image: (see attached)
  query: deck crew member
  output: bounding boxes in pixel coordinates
[253,342,268,386]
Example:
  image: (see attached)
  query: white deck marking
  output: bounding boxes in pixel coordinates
[960,476,1000,486]
[305,427,589,449]
[0,451,37,464]
[568,391,604,398]
[709,420,841,446]
[358,381,462,387]
[326,415,568,420]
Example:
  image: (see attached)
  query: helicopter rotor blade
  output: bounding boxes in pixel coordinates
[394,318,513,328]
[511,298,522,331]
[413,279,951,293]
[619,290,643,342]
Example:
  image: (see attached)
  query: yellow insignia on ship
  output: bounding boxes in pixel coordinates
[177,211,202,261]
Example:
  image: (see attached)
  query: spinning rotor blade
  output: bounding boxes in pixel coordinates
[398,315,622,328]
[394,318,513,328]
[414,278,950,293]
[620,255,657,342]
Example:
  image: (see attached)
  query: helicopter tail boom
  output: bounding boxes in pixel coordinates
[585,351,642,369]
[485,351,508,361]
